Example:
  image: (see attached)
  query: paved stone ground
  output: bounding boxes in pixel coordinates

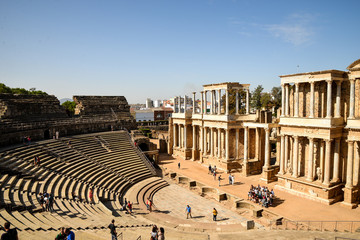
[158,153,360,222]
[153,183,253,225]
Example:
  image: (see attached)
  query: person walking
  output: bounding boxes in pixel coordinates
[65,228,75,240]
[212,208,218,221]
[108,219,117,240]
[1,222,18,240]
[208,165,212,174]
[158,227,165,240]
[185,205,192,219]
[228,174,232,185]
[231,175,235,185]
[218,175,222,187]
[89,188,93,203]
[178,162,180,169]
[55,227,66,240]
[213,171,216,180]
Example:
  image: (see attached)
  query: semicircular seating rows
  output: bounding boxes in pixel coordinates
[0,130,168,239]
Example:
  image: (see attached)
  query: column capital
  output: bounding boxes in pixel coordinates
[294,82,300,87]
[326,79,333,84]
[336,79,343,84]
[293,135,299,140]
[192,92,196,94]
[200,91,204,93]
[346,140,355,143]
[264,127,271,133]
[349,78,356,83]
[309,81,315,85]
[324,139,333,143]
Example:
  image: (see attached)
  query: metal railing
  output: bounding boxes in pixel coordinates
[136,236,141,240]
[270,219,360,233]
[117,232,123,240]
[123,128,157,176]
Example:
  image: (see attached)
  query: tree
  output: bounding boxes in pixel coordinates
[250,85,264,111]
[271,86,282,115]
[260,92,272,110]
[221,89,246,115]
[62,101,76,116]
[0,83,12,93]
[0,83,47,95]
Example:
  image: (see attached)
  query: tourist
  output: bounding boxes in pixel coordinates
[158,227,165,240]
[218,175,222,187]
[48,193,54,212]
[228,174,232,185]
[36,156,40,167]
[213,171,216,180]
[39,193,45,211]
[231,175,235,185]
[185,205,192,219]
[34,156,37,166]
[208,164,212,174]
[1,222,18,240]
[67,140,72,147]
[72,191,78,201]
[212,208,218,221]
[148,199,154,212]
[65,228,75,240]
[108,219,117,240]
[127,201,133,213]
[150,225,158,239]
[178,162,180,169]
[89,188,93,203]
[55,227,66,240]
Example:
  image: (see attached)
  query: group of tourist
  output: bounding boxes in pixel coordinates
[38,192,54,212]
[247,185,275,208]
[121,198,135,214]
[150,225,165,240]
[55,227,75,240]
[22,136,31,145]
[146,198,155,212]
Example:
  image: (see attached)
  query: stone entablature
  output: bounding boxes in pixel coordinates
[277,59,360,208]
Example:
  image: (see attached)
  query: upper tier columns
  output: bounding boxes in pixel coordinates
[285,84,289,116]
[218,89,221,115]
[225,89,229,115]
[184,95,187,112]
[178,96,181,113]
[200,91,204,114]
[281,84,285,117]
[236,90,239,115]
[192,92,196,114]
[210,90,214,114]
[349,79,355,119]
[309,82,315,118]
[326,80,332,118]
[335,81,342,118]
[246,89,250,114]
[204,91,208,114]
[294,83,299,117]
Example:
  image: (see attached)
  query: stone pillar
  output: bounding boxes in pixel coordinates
[218,89,221,115]
[335,81,342,118]
[192,92,196,114]
[225,129,229,160]
[292,136,299,178]
[294,83,299,117]
[349,79,355,119]
[244,127,248,162]
[235,128,239,159]
[218,128,221,158]
[354,142,359,186]
[246,89,250,114]
[225,89,229,115]
[264,128,271,168]
[236,90,239,115]
[279,135,285,174]
[285,84,289,116]
[200,126,203,152]
[184,125,187,149]
[310,81,315,118]
[326,80,332,118]
[178,96,181,113]
[204,91,208,114]
[210,90,214,114]
[323,139,332,185]
[332,138,340,183]
[202,127,205,153]
[284,136,289,173]
[307,137,314,181]
[193,126,196,150]
[178,124,181,148]
[346,141,354,188]
[200,91,204,114]
[173,124,177,148]
[210,128,214,156]
[281,84,285,117]
[184,95,187,112]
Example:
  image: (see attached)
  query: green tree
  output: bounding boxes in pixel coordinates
[250,85,264,111]
[0,83,12,93]
[271,86,282,114]
[62,101,76,116]
[0,83,48,95]
[260,92,272,110]
[221,89,246,115]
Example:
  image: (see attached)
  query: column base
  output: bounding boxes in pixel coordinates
[241,162,250,177]
[261,166,279,184]
[341,187,357,209]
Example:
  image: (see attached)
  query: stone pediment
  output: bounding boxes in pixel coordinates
[347,59,360,70]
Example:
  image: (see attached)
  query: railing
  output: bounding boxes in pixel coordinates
[136,236,141,240]
[117,232,123,240]
[123,128,157,176]
[270,220,360,233]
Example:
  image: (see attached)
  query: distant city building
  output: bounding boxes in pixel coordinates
[154,99,163,108]
[145,98,154,109]
[134,109,154,122]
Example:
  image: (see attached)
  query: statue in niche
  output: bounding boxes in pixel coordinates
[222,149,226,159]
[271,128,277,138]
[316,167,322,182]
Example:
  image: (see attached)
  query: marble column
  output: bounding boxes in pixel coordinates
[310,81,315,118]
[294,83,299,117]
[218,89,221,115]
[255,128,259,160]
[236,90,239,115]
[225,129,229,160]
[246,89,250,114]
[307,137,314,181]
[281,84,285,117]
[173,124,177,148]
[292,136,299,178]
[279,135,285,174]
[353,142,359,186]
[225,89,229,115]
[326,80,332,118]
[210,90,214,114]
[193,125,196,151]
[218,128,221,158]
[264,128,271,168]
[285,84,289,116]
[284,136,289,172]
[349,79,355,119]
[200,126,203,152]
[346,141,354,188]
[178,124,181,148]
[235,128,239,159]
[332,138,340,183]
[192,92,196,114]
[200,91,204,114]
[184,125,187,149]
[210,128,214,156]
[323,139,332,185]
[204,91,208,114]
[244,127,249,162]
[178,96,181,113]
[335,81,342,118]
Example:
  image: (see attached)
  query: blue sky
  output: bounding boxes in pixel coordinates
[0,0,359,104]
